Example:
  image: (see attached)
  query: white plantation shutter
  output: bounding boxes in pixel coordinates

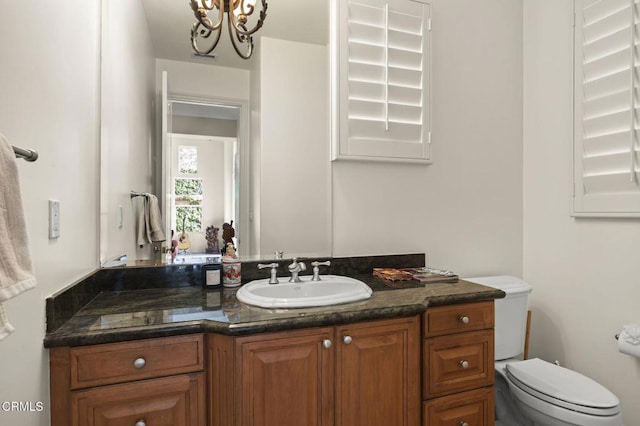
[574,0,640,216]
[331,0,431,162]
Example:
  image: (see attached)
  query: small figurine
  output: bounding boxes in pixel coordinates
[205,225,220,254]
[222,221,235,245]
[223,242,237,259]
[222,221,236,255]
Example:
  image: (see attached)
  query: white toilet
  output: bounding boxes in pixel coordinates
[465,276,623,426]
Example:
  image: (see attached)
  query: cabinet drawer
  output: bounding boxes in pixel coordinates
[423,387,494,426]
[424,301,494,337]
[70,334,204,389]
[72,373,205,426]
[424,330,494,398]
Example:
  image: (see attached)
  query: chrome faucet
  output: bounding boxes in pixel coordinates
[257,262,279,284]
[311,260,331,281]
[288,257,307,282]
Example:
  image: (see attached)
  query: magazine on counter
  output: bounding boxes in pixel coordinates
[373,266,458,283]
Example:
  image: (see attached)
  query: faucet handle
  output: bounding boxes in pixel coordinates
[258,262,279,270]
[311,260,331,281]
[258,263,279,284]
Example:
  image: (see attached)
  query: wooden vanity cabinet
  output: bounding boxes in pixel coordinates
[422,301,495,426]
[49,334,206,426]
[209,316,420,426]
[49,301,496,426]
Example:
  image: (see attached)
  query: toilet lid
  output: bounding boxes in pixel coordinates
[506,358,620,415]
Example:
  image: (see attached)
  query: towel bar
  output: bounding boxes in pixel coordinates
[12,145,38,162]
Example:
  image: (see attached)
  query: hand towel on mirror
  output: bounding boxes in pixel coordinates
[145,193,165,243]
[136,193,166,247]
[0,134,37,340]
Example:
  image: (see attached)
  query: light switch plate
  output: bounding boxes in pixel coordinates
[49,200,60,239]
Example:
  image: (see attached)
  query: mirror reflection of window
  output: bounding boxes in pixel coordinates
[175,178,203,232]
[178,146,198,174]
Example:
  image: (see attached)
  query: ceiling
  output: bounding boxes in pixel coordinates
[140,0,329,70]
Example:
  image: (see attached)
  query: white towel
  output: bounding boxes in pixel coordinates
[136,193,166,247]
[622,324,640,345]
[146,194,165,243]
[0,133,36,341]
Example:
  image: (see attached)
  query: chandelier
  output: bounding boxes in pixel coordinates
[189,0,268,60]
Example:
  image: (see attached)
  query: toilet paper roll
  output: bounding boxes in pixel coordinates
[618,331,640,358]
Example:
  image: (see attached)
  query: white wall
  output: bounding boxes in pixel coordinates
[523,1,640,423]
[333,0,524,278]
[256,37,332,258]
[155,59,250,100]
[0,1,101,425]
[249,46,263,257]
[101,0,156,263]
[172,116,237,138]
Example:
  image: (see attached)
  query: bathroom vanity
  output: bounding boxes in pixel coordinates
[44,255,503,426]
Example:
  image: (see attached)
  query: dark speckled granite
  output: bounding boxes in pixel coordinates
[46,253,426,333]
[44,254,505,348]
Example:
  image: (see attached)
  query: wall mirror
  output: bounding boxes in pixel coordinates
[100,0,331,267]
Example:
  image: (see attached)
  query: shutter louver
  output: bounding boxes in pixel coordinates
[574,0,640,215]
[332,0,431,162]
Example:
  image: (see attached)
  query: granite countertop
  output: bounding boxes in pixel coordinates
[43,274,504,348]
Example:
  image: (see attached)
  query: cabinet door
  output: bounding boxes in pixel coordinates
[336,316,420,426]
[235,327,335,426]
[71,373,205,426]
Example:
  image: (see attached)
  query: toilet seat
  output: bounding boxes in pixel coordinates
[505,358,621,416]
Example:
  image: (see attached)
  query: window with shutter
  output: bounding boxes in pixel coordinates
[574,0,640,216]
[331,0,431,162]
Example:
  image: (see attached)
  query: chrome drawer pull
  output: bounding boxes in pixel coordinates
[135,420,146,426]
[459,421,469,426]
[323,339,332,349]
[459,360,469,369]
[458,315,470,324]
[343,335,353,345]
[133,357,146,369]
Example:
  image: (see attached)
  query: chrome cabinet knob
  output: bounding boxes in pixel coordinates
[343,335,353,344]
[459,360,469,369]
[459,421,469,426]
[458,315,470,324]
[323,339,332,349]
[135,420,146,426]
[133,358,146,369]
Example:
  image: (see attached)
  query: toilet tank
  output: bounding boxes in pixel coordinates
[464,276,532,360]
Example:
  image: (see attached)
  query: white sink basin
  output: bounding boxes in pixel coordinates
[236,275,373,308]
